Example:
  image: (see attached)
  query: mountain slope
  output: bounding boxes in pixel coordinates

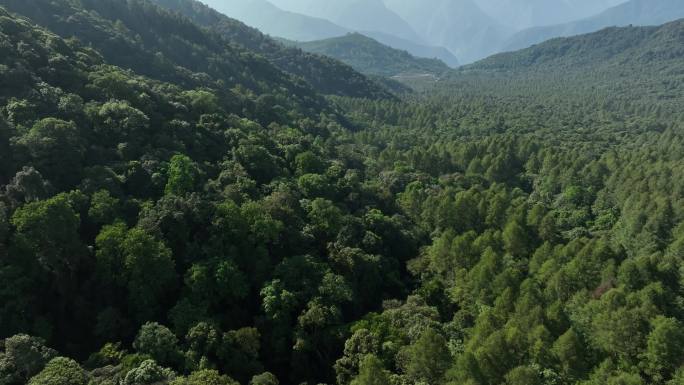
[505,0,684,51]
[151,0,391,99]
[270,0,424,44]
[448,19,684,111]
[362,31,460,68]
[198,0,349,41]
[0,0,330,114]
[290,33,451,77]
[231,0,459,67]
[384,0,512,64]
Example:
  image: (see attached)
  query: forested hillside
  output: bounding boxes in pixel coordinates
[456,19,684,110]
[288,33,451,77]
[149,0,391,99]
[1,2,683,385]
[0,0,390,100]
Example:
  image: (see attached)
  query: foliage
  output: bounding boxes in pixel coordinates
[0,2,683,385]
[27,357,87,385]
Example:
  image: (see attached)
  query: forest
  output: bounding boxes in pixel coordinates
[0,1,683,385]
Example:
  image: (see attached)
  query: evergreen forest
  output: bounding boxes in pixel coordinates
[0,1,683,385]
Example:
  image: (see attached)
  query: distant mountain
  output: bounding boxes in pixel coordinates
[467,18,684,77]
[474,0,626,30]
[504,0,684,51]
[198,0,349,42]
[269,0,424,44]
[289,33,451,77]
[384,0,512,64]
[362,31,460,68]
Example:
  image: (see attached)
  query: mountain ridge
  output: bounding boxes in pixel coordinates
[151,0,393,98]
[288,32,452,77]
[504,0,684,51]
[198,0,350,42]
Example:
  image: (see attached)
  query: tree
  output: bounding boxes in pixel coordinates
[183,322,221,370]
[644,317,684,382]
[250,372,279,385]
[122,359,175,385]
[133,322,181,367]
[297,173,333,198]
[171,369,238,385]
[15,118,84,189]
[304,198,343,239]
[90,100,149,147]
[181,90,220,116]
[11,193,85,278]
[505,366,542,385]
[88,189,121,225]
[294,151,325,175]
[350,355,390,385]
[503,220,529,256]
[165,154,197,196]
[0,335,57,384]
[399,329,451,384]
[2,167,53,206]
[95,225,176,323]
[234,145,282,185]
[218,328,263,382]
[27,357,87,385]
[552,328,587,378]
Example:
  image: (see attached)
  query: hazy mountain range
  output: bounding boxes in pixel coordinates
[504,0,684,51]
[200,0,684,65]
[475,0,626,29]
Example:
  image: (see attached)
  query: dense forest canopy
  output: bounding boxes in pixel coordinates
[0,1,683,385]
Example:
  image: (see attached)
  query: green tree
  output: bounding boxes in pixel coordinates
[133,322,181,367]
[181,90,220,116]
[350,355,390,385]
[88,189,120,225]
[27,357,87,385]
[503,220,529,256]
[505,366,541,385]
[91,100,149,147]
[399,329,451,384]
[122,359,175,385]
[294,151,325,175]
[95,225,176,323]
[15,118,84,188]
[552,328,587,378]
[644,317,684,382]
[11,193,85,279]
[165,154,197,196]
[250,372,279,385]
[171,369,238,385]
[0,335,57,384]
